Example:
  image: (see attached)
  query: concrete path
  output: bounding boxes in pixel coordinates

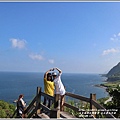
[104,97,112,104]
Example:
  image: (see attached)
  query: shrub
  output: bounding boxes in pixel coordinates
[0,100,15,118]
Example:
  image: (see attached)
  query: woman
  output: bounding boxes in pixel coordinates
[43,69,55,109]
[52,67,66,110]
[16,94,26,118]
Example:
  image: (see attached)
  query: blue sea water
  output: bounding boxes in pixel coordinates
[0,72,108,104]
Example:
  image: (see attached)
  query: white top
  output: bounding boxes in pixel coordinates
[20,98,26,107]
[54,73,66,95]
[19,98,26,114]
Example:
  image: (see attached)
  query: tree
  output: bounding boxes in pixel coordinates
[0,100,15,118]
[105,85,120,118]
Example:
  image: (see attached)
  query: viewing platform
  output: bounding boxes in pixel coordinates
[11,87,115,119]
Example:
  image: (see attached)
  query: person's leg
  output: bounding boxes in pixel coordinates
[60,95,65,111]
[22,114,24,118]
[22,111,25,118]
[47,99,51,108]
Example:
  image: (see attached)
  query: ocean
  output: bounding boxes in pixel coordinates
[0,72,108,104]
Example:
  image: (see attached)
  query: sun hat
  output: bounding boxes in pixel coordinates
[52,72,57,76]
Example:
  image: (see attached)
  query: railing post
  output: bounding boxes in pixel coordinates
[50,94,60,118]
[90,93,96,118]
[36,87,41,115]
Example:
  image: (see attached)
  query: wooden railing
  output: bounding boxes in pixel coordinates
[62,92,115,118]
[12,87,60,118]
[11,87,115,118]
[24,87,61,118]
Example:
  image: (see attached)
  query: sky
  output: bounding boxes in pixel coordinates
[0,2,120,73]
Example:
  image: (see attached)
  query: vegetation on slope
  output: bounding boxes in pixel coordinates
[0,100,15,118]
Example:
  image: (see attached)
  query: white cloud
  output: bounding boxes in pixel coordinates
[110,33,120,42]
[29,53,44,61]
[110,38,114,41]
[118,33,120,36]
[10,38,26,49]
[111,37,119,42]
[48,59,54,64]
[102,48,120,56]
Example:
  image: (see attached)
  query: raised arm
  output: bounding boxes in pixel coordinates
[44,68,53,78]
[53,67,62,74]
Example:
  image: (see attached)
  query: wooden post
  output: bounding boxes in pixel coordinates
[50,109,60,118]
[90,93,96,118]
[36,87,41,114]
[50,94,60,118]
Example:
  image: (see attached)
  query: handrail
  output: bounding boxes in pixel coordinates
[24,87,58,118]
[41,92,54,101]
[24,95,37,114]
[64,92,115,118]
[40,103,51,112]
[63,102,79,112]
[91,99,105,109]
[65,92,90,102]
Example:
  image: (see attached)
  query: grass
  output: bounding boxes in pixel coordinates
[101,80,120,89]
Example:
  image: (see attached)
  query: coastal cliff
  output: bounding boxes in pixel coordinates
[106,62,120,81]
[97,62,120,92]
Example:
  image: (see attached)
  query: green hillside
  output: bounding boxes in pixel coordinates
[106,62,120,81]
[0,100,15,118]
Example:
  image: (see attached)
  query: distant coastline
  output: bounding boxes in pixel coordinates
[95,75,120,96]
[94,75,109,96]
[94,83,109,97]
[94,84,107,89]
